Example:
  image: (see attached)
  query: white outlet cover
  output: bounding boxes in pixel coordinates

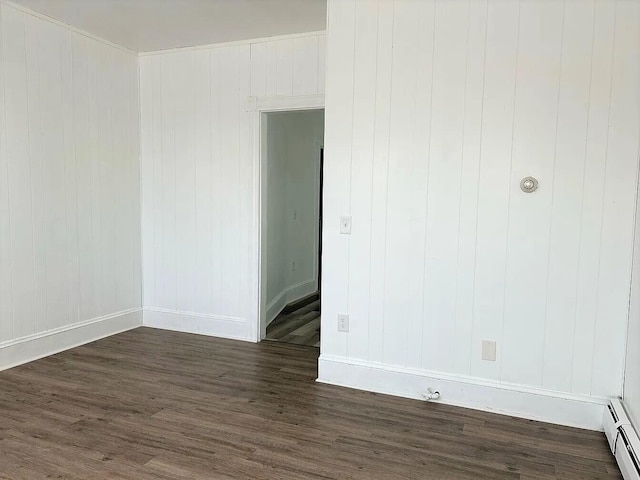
[482,340,496,361]
[338,313,349,332]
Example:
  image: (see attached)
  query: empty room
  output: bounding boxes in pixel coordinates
[0,0,639,479]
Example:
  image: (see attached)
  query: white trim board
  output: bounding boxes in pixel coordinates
[318,355,608,431]
[246,94,325,113]
[266,279,317,327]
[143,308,252,342]
[139,30,326,56]
[252,95,325,343]
[0,309,142,371]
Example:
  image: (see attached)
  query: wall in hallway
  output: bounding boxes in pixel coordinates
[265,110,324,324]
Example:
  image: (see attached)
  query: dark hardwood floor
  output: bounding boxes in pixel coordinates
[266,293,320,346]
[0,327,620,479]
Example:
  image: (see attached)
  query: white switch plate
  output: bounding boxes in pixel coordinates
[340,215,352,234]
[482,340,496,361]
[338,314,349,332]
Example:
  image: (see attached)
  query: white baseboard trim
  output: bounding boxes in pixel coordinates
[0,308,142,372]
[318,355,607,431]
[266,279,317,326]
[143,307,251,341]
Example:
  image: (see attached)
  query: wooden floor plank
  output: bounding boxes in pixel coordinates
[0,328,621,479]
[266,293,321,347]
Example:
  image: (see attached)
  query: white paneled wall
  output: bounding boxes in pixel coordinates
[139,32,325,339]
[0,2,142,367]
[319,0,640,428]
[626,174,640,429]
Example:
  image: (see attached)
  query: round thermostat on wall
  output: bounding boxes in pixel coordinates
[520,176,538,193]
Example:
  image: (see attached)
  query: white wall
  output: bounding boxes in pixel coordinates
[319,0,640,430]
[0,2,142,369]
[626,196,640,429]
[265,110,324,324]
[139,32,325,340]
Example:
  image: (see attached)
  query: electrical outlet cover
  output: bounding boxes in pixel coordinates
[482,340,496,361]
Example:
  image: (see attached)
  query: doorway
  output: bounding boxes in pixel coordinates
[259,109,324,347]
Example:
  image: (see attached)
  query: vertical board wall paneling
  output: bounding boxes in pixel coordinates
[321,0,355,357]
[346,0,378,362]
[141,32,320,334]
[500,0,564,387]
[591,0,640,397]
[421,0,469,374]
[382,0,420,367]
[366,0,394,364]
[0,1,12,342]
[626,53,640,425]
[470,0,520,382]
[0,3,141,352]
[3,5,35,338]
[249,33,326,98]
[453,0,488,376]
[321,0,640,405]
[405,0,435,371]
[542,0,595,393]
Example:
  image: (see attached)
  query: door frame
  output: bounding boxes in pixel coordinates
[247,94,325,343]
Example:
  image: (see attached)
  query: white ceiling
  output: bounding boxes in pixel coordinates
[8,0,327,52]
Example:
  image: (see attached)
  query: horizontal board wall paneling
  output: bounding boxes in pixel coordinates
[320,0,355,358]
[249,33,326,98]
[592,0,640,397]
[500,0,564,387]
[322,0,640,407]
[0,3,141,355]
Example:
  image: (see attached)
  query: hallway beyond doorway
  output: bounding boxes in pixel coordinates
[265,293,320,347]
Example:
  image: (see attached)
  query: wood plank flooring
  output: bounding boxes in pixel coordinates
[266,293,320,346]
[0,327,621,479]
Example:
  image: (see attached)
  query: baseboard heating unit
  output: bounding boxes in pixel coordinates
[604,399,640,480]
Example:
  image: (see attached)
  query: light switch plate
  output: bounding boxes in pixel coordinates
[338,314,349,332]
[482,340,496,361]
[340,216,352,235]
